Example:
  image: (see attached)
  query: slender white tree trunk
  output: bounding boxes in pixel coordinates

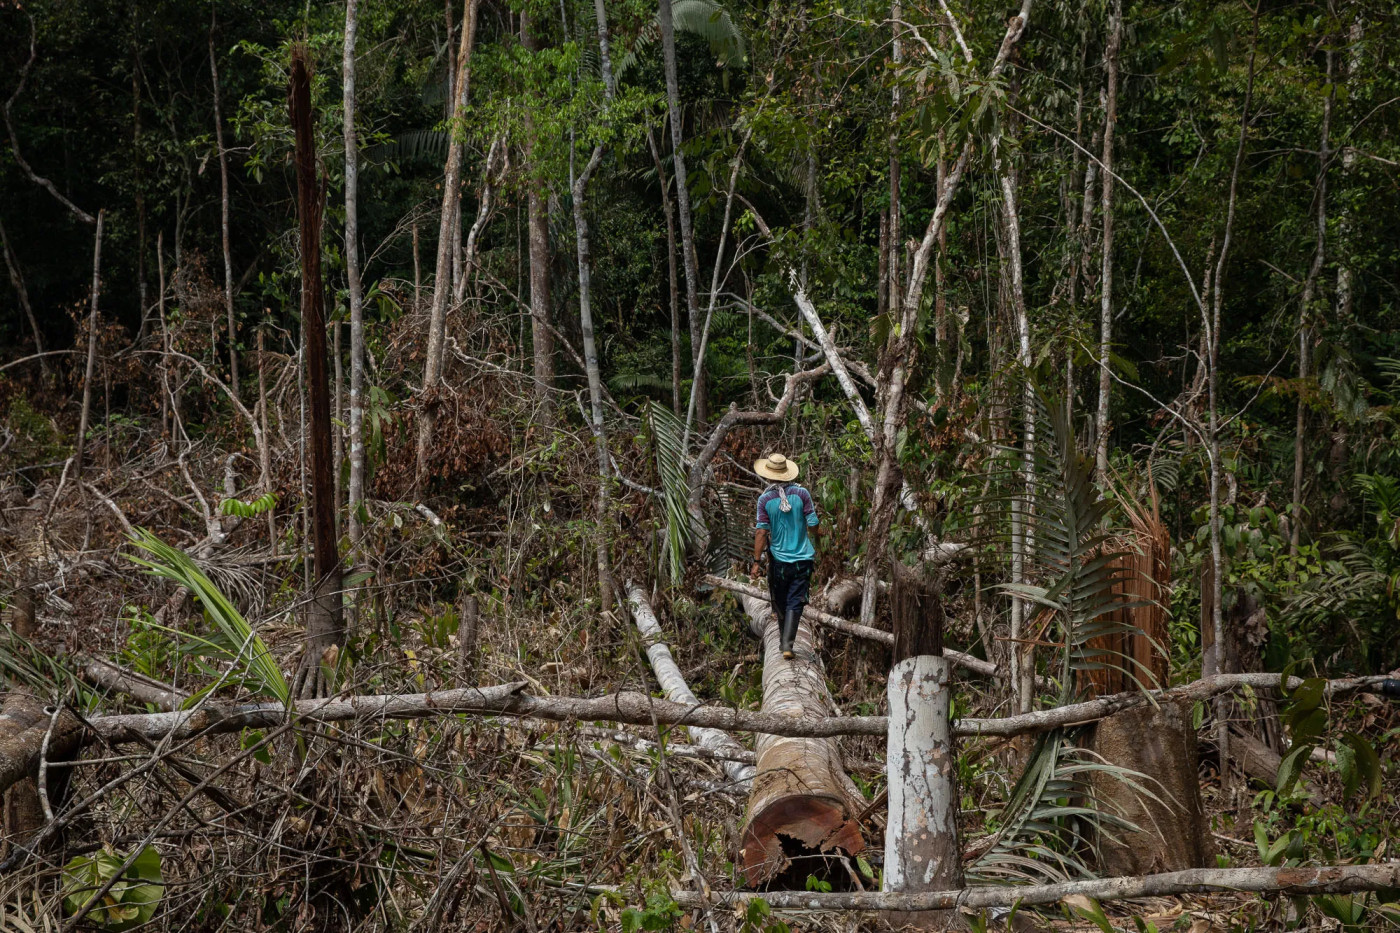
[74,210,105,480]
[209,23,238,399]
[344,0,366,549]
[415,0,480,490]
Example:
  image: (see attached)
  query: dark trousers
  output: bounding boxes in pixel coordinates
[767,559,813,620]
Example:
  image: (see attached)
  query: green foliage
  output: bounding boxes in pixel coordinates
[126,529,290,705]
[218,491,277,517]
[646,401,698,585]
[618,892,680,932]
[62,845,163,930]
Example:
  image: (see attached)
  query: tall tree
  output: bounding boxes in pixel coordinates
[1094,0,1122,476]
[521,9,554,424]
[290,45,343,698]
[209,17,238,399]
[344,0,367,550]
[658,0,705,423]
[416,0,482,489]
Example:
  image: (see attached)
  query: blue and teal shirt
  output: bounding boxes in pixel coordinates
[756,484,819,564]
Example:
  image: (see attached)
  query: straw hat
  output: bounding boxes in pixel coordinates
[754,452,799,482]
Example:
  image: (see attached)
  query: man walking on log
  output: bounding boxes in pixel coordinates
[750,453,820,660]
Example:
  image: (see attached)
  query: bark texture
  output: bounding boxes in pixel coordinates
[1086,698,1208,877]
[290,47,344,695]
[736,592,864,888]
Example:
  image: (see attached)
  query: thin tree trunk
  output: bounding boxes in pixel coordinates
[573,0,619,610]
[658,0,704,424]
[256,328,276,550]
[74,210,105,480]
[1206,9,1259,776]
[132,37,149,345]
[209,20,238,398]
[1290,50,1333,559]
[647,130,682,416]
[416,0,481,490]
[156,230,171,436]
[290,46,344,698]
[344,0,367,550]
[1095,0,1122,476]
[0,215,45,375]
[999,121,1035,715]
[333,321,344,524]
[521,12,555,425]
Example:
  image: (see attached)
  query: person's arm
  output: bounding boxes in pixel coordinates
[751,528,769,577]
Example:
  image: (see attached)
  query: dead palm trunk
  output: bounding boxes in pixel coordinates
[1094,0,1122,476]
[290,46,344,698]
[736,591,864,888]
[658,0,705,424]
[73,210,105,480]
[344,0,367,550]
[1289,50,1334,559]
[415,0,481,490]
[521,10,555,424]
[209,20,238,399]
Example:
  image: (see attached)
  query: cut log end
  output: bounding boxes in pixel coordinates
[739,793,864,888]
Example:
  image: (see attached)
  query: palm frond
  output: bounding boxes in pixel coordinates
[363,128,450,168]
[126,529,290,706]
[647,402,699,584]
[615,0,747,83]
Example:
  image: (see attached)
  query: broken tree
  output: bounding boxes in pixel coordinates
[734,589,864,887]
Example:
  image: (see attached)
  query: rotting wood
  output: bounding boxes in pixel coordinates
[671,861,1400,912]
[735,591,864,888]
[80,658,189,712]
[627,582,755,788]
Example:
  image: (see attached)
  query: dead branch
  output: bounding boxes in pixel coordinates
[672,861,1400,911]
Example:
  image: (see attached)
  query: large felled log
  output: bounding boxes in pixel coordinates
[736,591,864,888]
[672,861,1400,911]
[626,582,755,788]
[0,692,82,812]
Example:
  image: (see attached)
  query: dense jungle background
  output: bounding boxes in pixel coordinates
[1,0,1399,928]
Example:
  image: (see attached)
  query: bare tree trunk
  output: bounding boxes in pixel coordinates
[521,11,555,425]
[1205,9,1259,776]
[647,130,682,416]
[1094,0,1122,477]
[256,328,276,549]
[658,0,704,424]
[74,210,105,480]
[1290,50,1333,559]
[290,46,344,698]
[416,0,481,490]
[998,119,1035,714]
[131,38,150,345]
[209,20,238,398]
[568,0,619,610]
[0,215,46,375]
[156,230,172,436]
[884,566,960,930]
[735,591,864,888]
[344,0,367,550]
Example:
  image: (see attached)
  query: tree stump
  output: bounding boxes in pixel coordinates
[1086,698,1209,876]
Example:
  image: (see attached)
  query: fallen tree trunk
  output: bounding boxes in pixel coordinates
[627,582,755,787]
[736,591,864,888]
[1,670,1388,798]
[80,658,188,712]
[0,693,82,809]
[671,861,1400,911]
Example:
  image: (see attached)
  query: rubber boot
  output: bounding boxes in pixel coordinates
[780,610,800,660]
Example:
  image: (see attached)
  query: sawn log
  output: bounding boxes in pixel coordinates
[736,591,864,887]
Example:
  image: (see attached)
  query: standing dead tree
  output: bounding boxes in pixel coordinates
[289,46,344,698]
[734,591,864,888]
